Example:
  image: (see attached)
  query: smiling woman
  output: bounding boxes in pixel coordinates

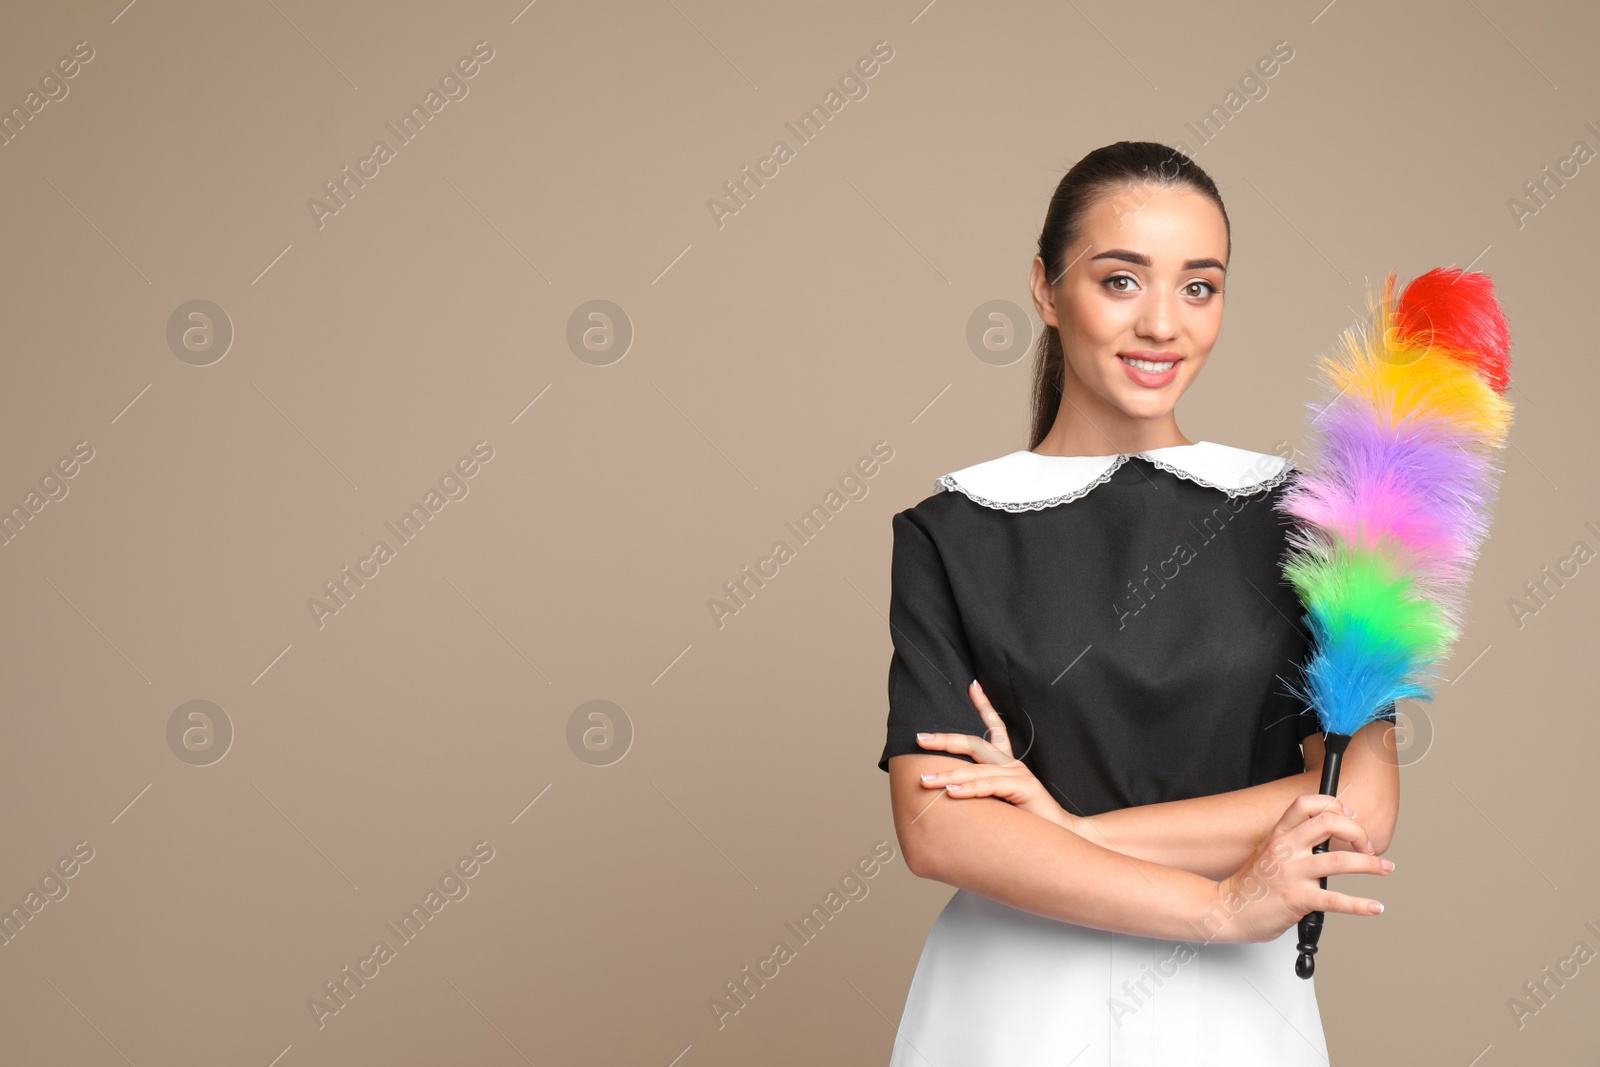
[877,141,1397,1066]
[1024,156,1232,451]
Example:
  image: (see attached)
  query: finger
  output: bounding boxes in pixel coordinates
[915,731,1005,764]
[919,764,1027,788]
[1275,794,1323,833]
[1290,810,1377,855]
[918,727,1015,767]
[1309,850,1394,880]
[1280,793,1359,842]
[1291,792,1355,821]
[1314,887,1386,917]
[968,680,1013,759]
[940,775,1030,801]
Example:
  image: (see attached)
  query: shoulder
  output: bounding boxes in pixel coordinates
[921,440,1295,514]
[892,481,972,538]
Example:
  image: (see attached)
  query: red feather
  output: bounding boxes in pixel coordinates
[1394,267,1512,394]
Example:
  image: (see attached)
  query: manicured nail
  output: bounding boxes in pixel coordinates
[1381,859,1395,871]
[945,783,960,792]
[916,732,930,741]
[1370,901,1384,914]
[1342,804,1354,816]
[920,773,937,782]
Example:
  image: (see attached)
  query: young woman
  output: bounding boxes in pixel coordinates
[878,141,1400,1065]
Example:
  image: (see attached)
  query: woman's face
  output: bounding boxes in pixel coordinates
[1031,184,1229,425]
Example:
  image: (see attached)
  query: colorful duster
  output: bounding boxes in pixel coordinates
[1274,267,1514,978]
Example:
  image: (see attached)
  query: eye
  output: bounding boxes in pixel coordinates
[1102,273,1138,293]
[1184,280,1222,298]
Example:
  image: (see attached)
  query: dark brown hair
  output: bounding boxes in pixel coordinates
[1028,142,1230,450]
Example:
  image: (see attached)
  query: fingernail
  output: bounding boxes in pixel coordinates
[945,783,960,792]
[916,732,930,741]
[1370,901,1384,914]
[920,773,937,783]
[1381,859,1395,871]
[970,678,980,689]
[1342,804,1354,816]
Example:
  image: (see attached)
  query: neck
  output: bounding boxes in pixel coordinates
[1033,409,1191,458]
[1033,365,1193,457]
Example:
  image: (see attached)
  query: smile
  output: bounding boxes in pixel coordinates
[1117,353,1183,387]
[1120,355,1178,373]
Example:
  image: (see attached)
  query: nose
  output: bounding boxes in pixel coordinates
[1136,288,1179,343]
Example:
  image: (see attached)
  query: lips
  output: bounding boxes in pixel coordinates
[1119,351,1182,369]
[1117,352,1182,388]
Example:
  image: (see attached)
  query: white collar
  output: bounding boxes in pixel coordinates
[936,440,1295,512]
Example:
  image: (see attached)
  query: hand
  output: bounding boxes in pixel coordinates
[913,680,1079,833]
[1203,793,1394,944]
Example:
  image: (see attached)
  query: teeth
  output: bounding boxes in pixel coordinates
[1121,356,1177,373]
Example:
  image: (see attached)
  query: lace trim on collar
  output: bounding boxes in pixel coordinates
[936,446,1297,513]
[936,455,1132,513]
[1138,453,1297,498]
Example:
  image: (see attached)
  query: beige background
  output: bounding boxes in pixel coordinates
[0,0,1594,1063]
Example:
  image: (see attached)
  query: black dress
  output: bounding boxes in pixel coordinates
[878,440,1392,1066]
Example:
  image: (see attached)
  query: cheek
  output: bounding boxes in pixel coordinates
[1069,294,1130,349]
[1187,302,1225,343]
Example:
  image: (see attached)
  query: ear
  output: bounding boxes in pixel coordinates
[1029,256,1060,329]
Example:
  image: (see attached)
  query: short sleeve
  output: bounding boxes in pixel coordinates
[877,509,989,773]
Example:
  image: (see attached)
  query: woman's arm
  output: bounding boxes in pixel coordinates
[914,683,1393,880]
[919,734,1332,880]
[890,751,1390,943]
[1062,721,1397,878]
[1074,769,1324,881]
[890,752,1238,941]
[1301,719,1400,854]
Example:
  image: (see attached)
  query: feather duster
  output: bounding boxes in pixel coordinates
[1275,266,1514,978]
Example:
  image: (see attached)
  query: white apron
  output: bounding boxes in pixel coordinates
[888,888,1331,1066]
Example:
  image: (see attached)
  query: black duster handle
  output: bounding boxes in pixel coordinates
[1295,731,1352,979]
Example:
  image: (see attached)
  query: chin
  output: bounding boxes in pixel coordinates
[1109,390,1178,420]
[1125,407,1178,423]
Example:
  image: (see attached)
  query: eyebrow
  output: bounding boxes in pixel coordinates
[1089,248,1227,272]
